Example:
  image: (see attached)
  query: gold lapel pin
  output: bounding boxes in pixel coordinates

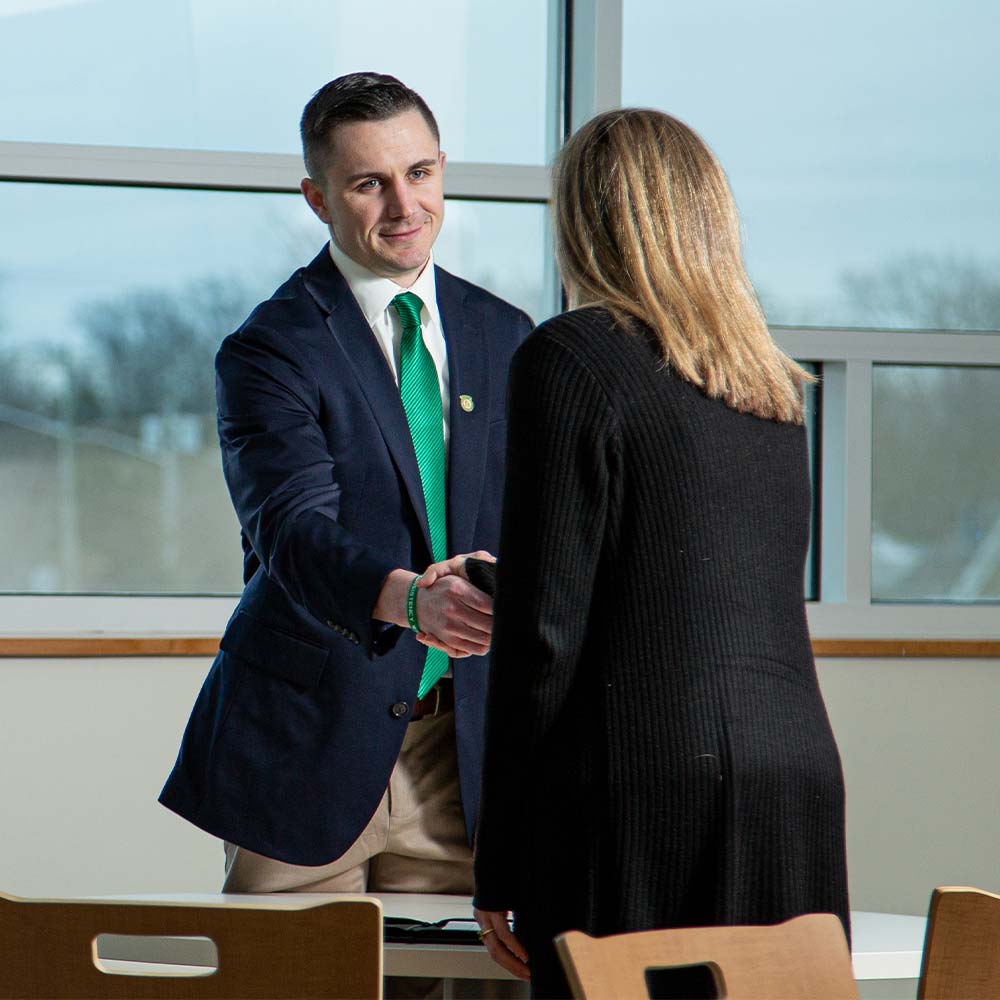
[459,394,475,413]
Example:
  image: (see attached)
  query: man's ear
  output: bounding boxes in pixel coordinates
[301,178,332,225]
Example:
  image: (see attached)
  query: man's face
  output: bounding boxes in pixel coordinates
[301,109,445,286]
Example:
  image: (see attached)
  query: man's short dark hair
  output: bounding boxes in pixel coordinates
[300,72,440,181]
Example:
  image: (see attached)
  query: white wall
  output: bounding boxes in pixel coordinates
[816,656,1000,916]
[0,657,221,898]
[1,655,998,914]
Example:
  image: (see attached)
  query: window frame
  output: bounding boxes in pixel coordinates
[775,326,1000,640]
[0,1,574,636]
[0,156,554,635]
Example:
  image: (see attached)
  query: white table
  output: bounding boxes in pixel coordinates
[849,910,926,982]
[92,893,926,984]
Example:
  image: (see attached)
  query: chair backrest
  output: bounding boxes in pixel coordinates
[0,891,382,999]
[555,913,858,1000]
[918,885,1000,1000]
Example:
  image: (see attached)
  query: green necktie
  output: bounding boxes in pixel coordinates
[392,291,450,699]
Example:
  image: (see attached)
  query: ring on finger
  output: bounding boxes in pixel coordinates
[478,927,495,940]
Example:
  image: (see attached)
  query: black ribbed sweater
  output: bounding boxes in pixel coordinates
[473,307,849,997]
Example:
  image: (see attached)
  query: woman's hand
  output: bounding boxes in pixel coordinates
[418,550,495,588]
[473,907,530,981]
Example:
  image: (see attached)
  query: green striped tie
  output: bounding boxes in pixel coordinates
[392,291,450,699]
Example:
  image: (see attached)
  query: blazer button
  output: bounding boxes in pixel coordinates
[325,620,336,629]
[390,701,409,719]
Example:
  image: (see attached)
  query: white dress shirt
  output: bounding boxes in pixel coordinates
[328,241,451,446]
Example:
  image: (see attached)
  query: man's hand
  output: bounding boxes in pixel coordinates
[474,907,530,981]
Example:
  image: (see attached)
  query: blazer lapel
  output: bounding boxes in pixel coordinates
[437,267,491,556]
[302,247,433,557]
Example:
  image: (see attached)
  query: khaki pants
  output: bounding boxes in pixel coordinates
[223,709,473,894]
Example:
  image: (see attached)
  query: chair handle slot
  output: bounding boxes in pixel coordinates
[92,933,219,978]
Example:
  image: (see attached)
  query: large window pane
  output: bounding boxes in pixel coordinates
[622,1,1000,332]
[872,365,1000,601]
[0,181,553,594]
[435,201,553,326]
[0,0,559,164]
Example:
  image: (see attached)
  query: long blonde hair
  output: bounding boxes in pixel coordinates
[555,108,813,423]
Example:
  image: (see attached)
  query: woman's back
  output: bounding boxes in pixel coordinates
[559,308,814,667]
[500,306,815,671]
[478,305,846,957]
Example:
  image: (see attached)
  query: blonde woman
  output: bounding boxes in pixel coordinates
[469,109,849,996]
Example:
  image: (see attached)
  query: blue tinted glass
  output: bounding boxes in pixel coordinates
[872,365,1000,602]
[622,1,1000,332]
[0,181,551,593]
[0,0,558,164]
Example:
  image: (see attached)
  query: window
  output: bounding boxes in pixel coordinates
[5,1,998,637]
[0,184,552,595]
[0,2,562,626]
[776,327,1000,636]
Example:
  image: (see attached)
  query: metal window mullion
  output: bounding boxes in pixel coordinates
[0,594,237,635]
[818,362,847,603]
[842,359,874,604]
[568,0,624,131]
[0,141,551,201]
[818,359,873,605]
[775,327,1000,365]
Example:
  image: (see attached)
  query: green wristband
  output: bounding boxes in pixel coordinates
[406,574,423,632]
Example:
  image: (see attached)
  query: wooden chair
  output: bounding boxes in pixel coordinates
[555,913,858,999]
[0,891,382,999]
[918,885,1000,1000]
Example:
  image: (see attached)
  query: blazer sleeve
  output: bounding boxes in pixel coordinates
[473,325,619,910]
[216,324,400,655]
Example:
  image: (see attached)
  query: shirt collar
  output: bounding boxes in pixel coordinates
[327,241,440,330]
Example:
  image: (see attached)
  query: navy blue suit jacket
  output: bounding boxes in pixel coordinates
[159,246,532,866]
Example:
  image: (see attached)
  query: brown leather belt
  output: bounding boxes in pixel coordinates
[411,678,455,720]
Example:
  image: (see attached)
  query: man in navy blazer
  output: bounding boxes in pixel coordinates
[160,73,532,896]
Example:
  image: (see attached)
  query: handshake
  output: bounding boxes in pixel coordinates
[415,551,497,658]
[374,552,498,659]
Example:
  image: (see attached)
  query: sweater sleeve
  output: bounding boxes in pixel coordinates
[473,322,618,911]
